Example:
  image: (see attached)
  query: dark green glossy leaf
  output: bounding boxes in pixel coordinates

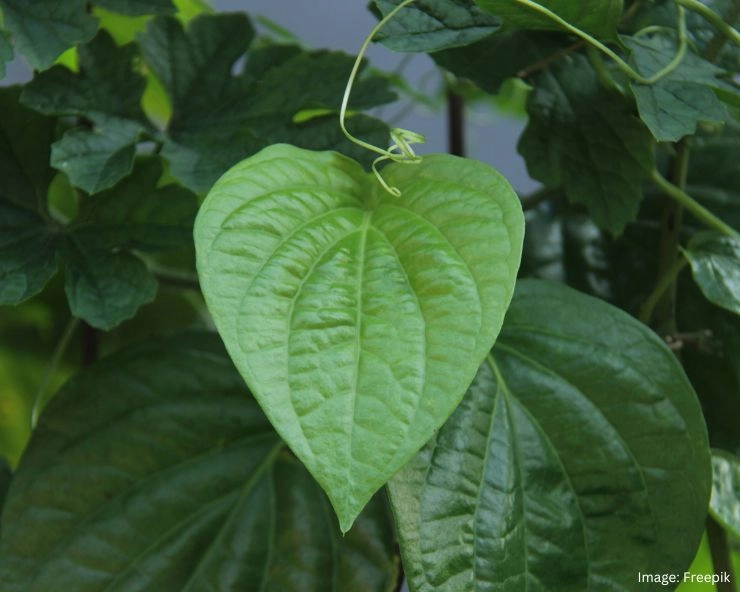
[685,233,740,316]
[626,36,730,142]
[710,450,740,538]
[373,0,500,52]
[475,0,623,40]
[0,29,12,80]
[433,30,561,94]
[21,31,148,193]
[0,334,399,592]
[138,14,395,192]
[95,0,175,16]
[0,201,58,306]
[0,0,97,70]
[61,239,158,331]
[519,54,655,235]
[389,279,711,591]
[194,144,524,532]
[71,157,198,252]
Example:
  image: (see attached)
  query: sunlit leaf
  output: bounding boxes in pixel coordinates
[195,144,524,532]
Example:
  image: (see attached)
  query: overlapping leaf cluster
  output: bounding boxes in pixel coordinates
[0,0,396,328]
[0,0,738,591]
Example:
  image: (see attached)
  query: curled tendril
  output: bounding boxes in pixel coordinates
[370,128,425,197]
[340,0,424,197]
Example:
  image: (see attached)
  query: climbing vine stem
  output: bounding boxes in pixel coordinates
[676,0,740,46]
[514,0,688,84]
[340,0,425,196]
[651,170,739,238]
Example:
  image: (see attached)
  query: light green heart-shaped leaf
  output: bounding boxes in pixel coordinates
[389,280,711,591]
[194,143,524,532]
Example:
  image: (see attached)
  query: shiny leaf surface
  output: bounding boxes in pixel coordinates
[194,144,524,532]
[0,334,399,592]
[389,280,711,591]
[685,233,740,316]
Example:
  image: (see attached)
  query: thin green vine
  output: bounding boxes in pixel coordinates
[639,255,689,323]
[512,0,688,85]
[651,170,739,237]
[343,0,697,196]
[340,0,425,196]
[676,0,740,46]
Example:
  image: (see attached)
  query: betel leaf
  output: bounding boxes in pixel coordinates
[710,450,740,538]
[0,334,399,592]
[626,35,730,142]
[21,31,149,193]
[194,144,524,532]
[138,14,396,192]
[95,0,176,16]
[0,29,12,80]
[389,279,711,592]
[685,233,740,316]
[475,0,623,40]
[519,54,655,235]
[0,0,97,70]
[372,0,500,53]
[71,157,198,252]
